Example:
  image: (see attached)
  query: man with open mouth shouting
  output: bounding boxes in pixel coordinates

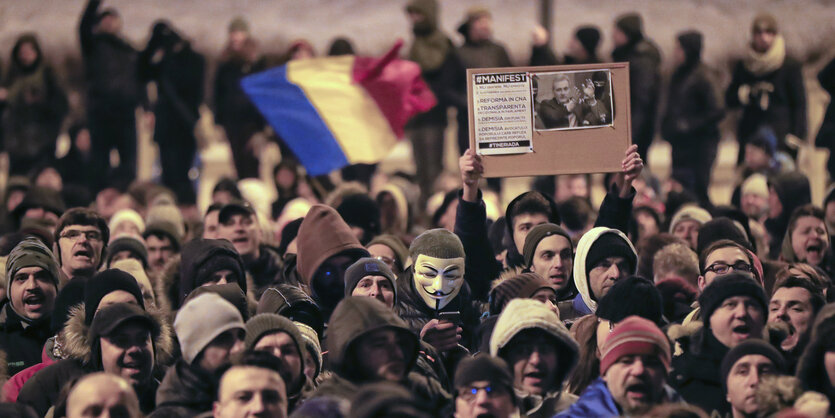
[558,316,680,417]
[53,207,109,282]
[0,238,60,376]
[670,273,768,416]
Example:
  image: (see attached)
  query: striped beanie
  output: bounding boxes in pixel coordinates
[599,315,671,375]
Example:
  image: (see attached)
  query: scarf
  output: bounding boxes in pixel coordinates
[744,34,786,76]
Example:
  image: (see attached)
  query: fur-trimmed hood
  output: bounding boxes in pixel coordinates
[62,302,175,367]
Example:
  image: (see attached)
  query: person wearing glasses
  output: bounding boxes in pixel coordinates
[53,208,109,281]
[453,354,518,418]
[698,239,761,292]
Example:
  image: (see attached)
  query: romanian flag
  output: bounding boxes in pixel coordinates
[241,40,437,176]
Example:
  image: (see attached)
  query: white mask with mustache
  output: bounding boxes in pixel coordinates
[412,255,465,310]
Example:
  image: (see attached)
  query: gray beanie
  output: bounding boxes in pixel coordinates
[6,237,60,294]
[174,293,244,365]
[409,229,465,262]
[244,314,306,387]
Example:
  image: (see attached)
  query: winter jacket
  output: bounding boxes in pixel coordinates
[79,0,144,112]
[726,39,806,147]
[668,325,732,416]
[16,358,88,416]
[2,339,56,402]
[212,44,266,134]
[0,303,52,376]
[312,296,451,415]
[556,377,683,417]
[1,34,68,159]
[149,359,215,418]
[245,245,285,296]
[661,64,724,150]
[612,36,661,155]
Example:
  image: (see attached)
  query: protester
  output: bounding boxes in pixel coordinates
[0,238,59,375]
[453,354,519,418]
[726,13,807,159]
[796,304,835,414]
[558,316,678,417]
[63,373,143,418]
[767,274,825,372]
[79,0,144,191]
[721,339,787,418]
[143,203,184,275]
[490,299,578,417]
[213,351,288,418]
[522,223,575,301]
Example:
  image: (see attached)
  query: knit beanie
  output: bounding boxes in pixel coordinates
[367,234,409,270]
[669,205,712,234]
[489,272,554,315]
[244,313,306,384]
[696,218,753,258]
[174,292,244,365]
[110,258,154,306]
[194,253,245,289]
[277,218,303,256]
[344,258,397,298]
[596,276,663,326]
[144,204,184,251]
[108,209,145,236]
[699,273,767,327]
[50,277,87,334]
[522,223,572,268]
[179,239,246,302]
[228,16,249,33]
[720,339,786,391]
[615,13,643,41]
[454,354,515,397]
[6,238,60,296]
[336,194,381,239]
[84,269,145,326]
[295,321,322,378]
[185,283,250,322]
[584,232,638,275]
[741,174,769,200]
[105,235,148,268]
[599,315,671,375]
[257,285,324,340]
[409,228,465,262]
[575,26,601,56]
[12,187,65,225]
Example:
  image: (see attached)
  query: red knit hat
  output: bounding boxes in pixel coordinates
[599,316,671,375]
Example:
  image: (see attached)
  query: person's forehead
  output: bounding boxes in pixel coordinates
[64,224,101,232]
[513,212,548,228]
[707,246,748,264]
[358,274,390,282]
[367,243,394,255]
[222,367,283,391]
[146,234,172,245]
[732,354,773,369]
[794,216,824,229]
[14,265,45,276]
[532,287,557,298]
[771,286,812,303]
[593,255,627,267]
[259,330,294,345]
[674,219,701,230]
[536,234,571,253]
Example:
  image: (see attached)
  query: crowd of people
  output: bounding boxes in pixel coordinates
[0,0,834,417]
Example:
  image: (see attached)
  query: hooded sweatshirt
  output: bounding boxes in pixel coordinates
[178,239,247,304]
[296,205,368,317]
[571,227,638,315]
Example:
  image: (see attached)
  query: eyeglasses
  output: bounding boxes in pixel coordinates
[457,385,505,402]
[60,229,102,242]
[704,261,752,275]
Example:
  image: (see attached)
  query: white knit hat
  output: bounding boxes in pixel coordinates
[489,299,578,357]
[668,205,712,233]
[741,173,769,199]
[174,293,244,364]
[108,209,145,238]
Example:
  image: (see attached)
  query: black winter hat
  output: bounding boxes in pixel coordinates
[454,354,515,398]
[179,239,246,303]
[344,257,397,301]
[596,276,663,326]
[84,269,145,326]
[12,186,66,226]
[523,223,572,268]
[257,284,324,339]
[615,13,643,41]
[699,273,767,327]
[105,235,148,268]
[278,217,303,256]
[337,193,381,240]
[720,339,785,391]
[677,30,702,64]
[769,171,811,211]
[50,277,88,334]
[585,232,637,275]
[696,217,752,258]
[575,26,601,56]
